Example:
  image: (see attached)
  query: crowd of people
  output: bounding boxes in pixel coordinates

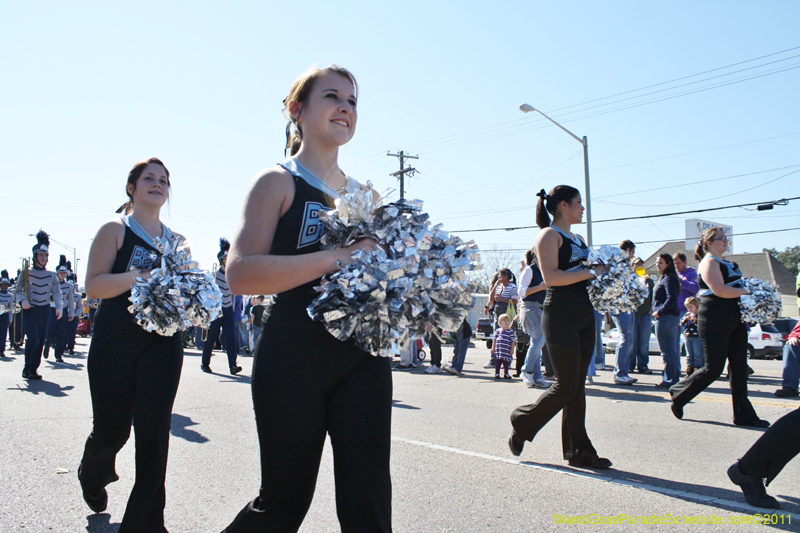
[2,63,798,531]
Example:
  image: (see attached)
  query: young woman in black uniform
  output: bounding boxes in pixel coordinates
[220,66,392,532]
[509,186,612,469]
[79,158,186,533]
[669,227,769,427]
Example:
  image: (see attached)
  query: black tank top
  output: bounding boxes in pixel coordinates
[543,226,592,310]
[697,255,742,319]
[94,219,177,339]
[268,173,338,324]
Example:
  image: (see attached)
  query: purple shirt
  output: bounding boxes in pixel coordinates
[676,266,699,315]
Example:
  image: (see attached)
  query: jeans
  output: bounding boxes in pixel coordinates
[630,314,652,371]
[520,304,545,379]
[684,336,704,369]
[655,314,680,386]
[451,334,469,372]
[202,306,238,369]
[593,310,604,366]
[612,311,634,379]
[237,321,249,351]
[781,342,800,391]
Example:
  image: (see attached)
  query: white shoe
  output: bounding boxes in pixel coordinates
[614,376,636,385]
[534,378,551,389]
[425,365,442,374]
[442,364,462,376]
[596,363,606,370]
[585,376,594,385]
[522,372,534,387]
[483,362,495,369]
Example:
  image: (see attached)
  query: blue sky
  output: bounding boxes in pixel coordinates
[2,1,798,284]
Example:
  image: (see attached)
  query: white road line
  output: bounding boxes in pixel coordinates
[392,436,799,519]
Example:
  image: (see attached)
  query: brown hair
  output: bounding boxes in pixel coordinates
[524,246,537,266]
[283,65,359,156]
[673,252,687,263]
[535,185,580,229]
[620,240,635,252]
[658,253,679,282]
[694,226,725,261]
[116,157,170,214]
[685,296,700,308]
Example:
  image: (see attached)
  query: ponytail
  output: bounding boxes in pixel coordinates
[536,185,581,229]
[285,121,303,157]
[694,226,724,261]
[116,201,133,215]
[524,246,536,266]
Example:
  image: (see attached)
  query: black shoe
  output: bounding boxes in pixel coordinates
[43,348,50,359]
[568,451,612,470]
[727,461,780,509]
[55,357,64,363]
[201,364,212,373]
[230,366,243,375]
[22,369,30,379]
[29,372,43,380]
[69,350,75,356]
[508,433,525,456]
[774,387,799,398]
[512,372,521,377]
[504,374,512,379]
[735,419,770,428]
[78,465,117,514]
[637,367,653,374]
[670,402,683,420]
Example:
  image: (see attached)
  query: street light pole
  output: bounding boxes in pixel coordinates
[519,103,593,246]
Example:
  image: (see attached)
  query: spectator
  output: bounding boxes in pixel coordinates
[517,247,549,388]
[653,253,681,388]
[611,240,637,385]
[681,297,703,376]
[775,319,800,397]
[629,257,654,374]
[483,268,518,368]
[443,319,471,376]
[249,296,266,352]
[425,326,443,373]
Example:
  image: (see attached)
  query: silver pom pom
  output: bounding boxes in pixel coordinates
[128,236,223,337]
[738,277,782,324]
[307,185,481,357]
[583,245,648,314]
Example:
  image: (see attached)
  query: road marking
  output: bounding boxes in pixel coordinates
[392,436,799,519]
[588,386,799,409]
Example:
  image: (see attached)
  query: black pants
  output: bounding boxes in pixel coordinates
[53,311,70,358]
[0,313,8,354]
[202,305,238,369]
[510,303,596,460]
[79,315,183,533]
[739,407,800,485]
[223,320,393,533]
[22,305,50,373]
[429,333,442,367]
[669,313,759,424]
[67,314,79,351]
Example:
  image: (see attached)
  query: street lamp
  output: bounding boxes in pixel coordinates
[519,103,593,246]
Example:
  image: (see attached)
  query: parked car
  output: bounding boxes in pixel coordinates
[772,317,799,341]
[603,328,661,355]
[476,317,493,348]
[747,323,784,359]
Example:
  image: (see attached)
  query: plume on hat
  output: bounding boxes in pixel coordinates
[66,260,72,272]
[0,269,9,282]
[58,255,68,268]
[36,230,50,247]
[219,238,230,254]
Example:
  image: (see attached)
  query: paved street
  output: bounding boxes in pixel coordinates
[3,337,800,532]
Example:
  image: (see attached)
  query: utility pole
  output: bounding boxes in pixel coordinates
[387,150,418,199]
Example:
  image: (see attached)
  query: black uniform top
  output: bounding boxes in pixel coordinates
[544,225,591,310]
[522,264,546,305]
[697,255,742,318]
[269,158,360,325]
[94,217,177,340]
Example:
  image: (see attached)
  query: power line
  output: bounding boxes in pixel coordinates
[450,196,800,233]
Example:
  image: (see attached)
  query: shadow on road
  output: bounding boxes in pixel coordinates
[171,413,209,443]
[85,512,120,532]
[392,399,420,410]
[7,379,75,397]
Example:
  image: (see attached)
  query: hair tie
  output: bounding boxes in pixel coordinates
[536,189,548,201]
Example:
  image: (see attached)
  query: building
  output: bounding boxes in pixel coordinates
[642,241,798,318]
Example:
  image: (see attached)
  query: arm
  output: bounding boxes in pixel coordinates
[51,276,63,320]
[698,257,749,299]
[535,229,597,287]
[518,268,532,300]
[678,269,699,294]
[85,220,148,299]
[226,167,377,295]
[67,286,75,320]
[484,280,501,315]
[15,274,29,308]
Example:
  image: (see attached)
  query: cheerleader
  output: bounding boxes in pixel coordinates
[220,65,392,532]
[16,230,63,380]
[78,158,186,532]
[669,227,768,427]
[200,238,241,374]
[0,270,13,357]
[509,186,612,469]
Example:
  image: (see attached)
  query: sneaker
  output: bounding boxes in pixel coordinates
[727,461,780,509]
[442,364,461,376]
[775,387,799,398]
[595,363,606,370]
[483,362,495,369]
[395,363,413,370]
[425,365,442,374]
[495,374,500,379]
[533,378,550,389]
[585,376,594,385]
[521,372,534,387]
[614,376,636,385]
[201,364,212,373]
[504,374,512,379]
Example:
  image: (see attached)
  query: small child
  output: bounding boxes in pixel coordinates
[491,314,516,379]
[681,296,704,375]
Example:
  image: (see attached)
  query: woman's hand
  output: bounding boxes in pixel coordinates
[591,265,609,278]
[336,238,381,266]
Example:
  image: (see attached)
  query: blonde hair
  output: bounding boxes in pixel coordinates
[498,314,511,324]
[685,296,700,308]
[282,65,359,156]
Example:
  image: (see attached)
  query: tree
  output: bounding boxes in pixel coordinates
[763,245,800,276]
[467,246,525,293]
